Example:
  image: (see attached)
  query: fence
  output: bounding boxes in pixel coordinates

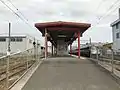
[0,45,43,90]
[90,46,120,78]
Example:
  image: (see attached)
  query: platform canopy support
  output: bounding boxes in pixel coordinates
[52,43,54,56]
[45,28,48,59]
[70,44,72,56]
[78,31,80,59]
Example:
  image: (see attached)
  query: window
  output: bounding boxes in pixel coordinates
[116,23,119,29]
[0,38,6,42]
[11,38,15,42]
[116,33,120,39]
[16,38,23,42]
[116,52,120,55]
[29,39,32,43]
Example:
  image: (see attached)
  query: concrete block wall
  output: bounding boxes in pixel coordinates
[57,40,68,56]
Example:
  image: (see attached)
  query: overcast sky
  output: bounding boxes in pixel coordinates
[0,0,119,45]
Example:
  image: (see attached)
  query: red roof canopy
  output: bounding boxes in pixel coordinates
[35,21,91,46]
[35,21,90,28]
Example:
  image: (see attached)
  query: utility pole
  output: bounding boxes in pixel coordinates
[33,38,36,61]
[8,23,11,53]
[6,22,11,90]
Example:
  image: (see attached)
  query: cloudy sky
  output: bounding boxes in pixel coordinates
[0,0,119,45]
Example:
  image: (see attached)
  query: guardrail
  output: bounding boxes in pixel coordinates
[0,46,43,90]
[90,48,120,79]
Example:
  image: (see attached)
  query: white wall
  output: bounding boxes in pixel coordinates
[0,37,27,54]
[0,35,42,55]
[0,40,8,54]
[26,35,34,50]
[10,38,26,53]
[112,23,120,53]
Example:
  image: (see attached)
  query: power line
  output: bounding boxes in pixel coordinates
[7,0,29,21]
[0,0,18,16]
[106,0,120,12]
[105,4,120,18]
[87,0,107,24]
[0,0,44,44]
[90,0,120,28]
[0,0,32,28]
[95,0,105,12]
[98,0,120,21]
[97,3,120,25]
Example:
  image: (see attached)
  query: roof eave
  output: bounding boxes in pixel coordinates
[111,19,120,27]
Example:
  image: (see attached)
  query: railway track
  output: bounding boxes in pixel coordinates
[0,60,35,90]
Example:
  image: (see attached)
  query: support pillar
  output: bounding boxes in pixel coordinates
[54,47,55,56]
[54,47,57,56]
[70,44,72,56]
[56,47,57,56]
[52,44,54,56]
[78,31,80,58]
[89,38,92,58]
[45,28,48,59]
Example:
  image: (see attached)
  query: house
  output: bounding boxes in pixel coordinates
[111,9,120,55]
[0,34,41,55]
[102,43,113,49]
[102,43,113,56]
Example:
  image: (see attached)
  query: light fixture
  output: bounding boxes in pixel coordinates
[58,35,67,38]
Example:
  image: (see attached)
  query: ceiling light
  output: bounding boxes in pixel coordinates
[58,35,66,38]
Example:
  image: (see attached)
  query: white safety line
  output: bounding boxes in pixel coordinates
[70,54,87,60]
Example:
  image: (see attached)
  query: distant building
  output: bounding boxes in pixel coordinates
[90,42,105,55]
[102,43,113,56]
[103,43,113,49]
[111,9,120,55]
[0,34,41,55]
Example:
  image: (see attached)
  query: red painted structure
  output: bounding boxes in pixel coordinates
[35,21,91,58]
[45,29,48,59]
[78,31,80,58]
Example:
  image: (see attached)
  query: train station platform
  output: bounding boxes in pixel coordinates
[13,56,120,90]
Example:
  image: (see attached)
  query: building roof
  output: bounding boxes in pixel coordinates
[35,21,91,46]
[35,21,91,35]
[0,33,27,37]
[111,19,120,26]
[103,43,113,49]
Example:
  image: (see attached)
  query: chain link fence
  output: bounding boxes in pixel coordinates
[0,45,43,90]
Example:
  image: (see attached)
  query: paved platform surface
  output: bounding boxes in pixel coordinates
[22,57,120,90]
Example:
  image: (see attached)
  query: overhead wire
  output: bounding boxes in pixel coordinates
[95,0,105,12]
[90,0,120,28]
[97,0,120,22]
[2,0,120,32]
[0,0,32,28]
[0,0,48,44]
[7,0,29,21]
[87,0,107,26]
[0,0,43,42]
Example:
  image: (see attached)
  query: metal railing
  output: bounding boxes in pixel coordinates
[0,46,43,90]
[90,47,120,78]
